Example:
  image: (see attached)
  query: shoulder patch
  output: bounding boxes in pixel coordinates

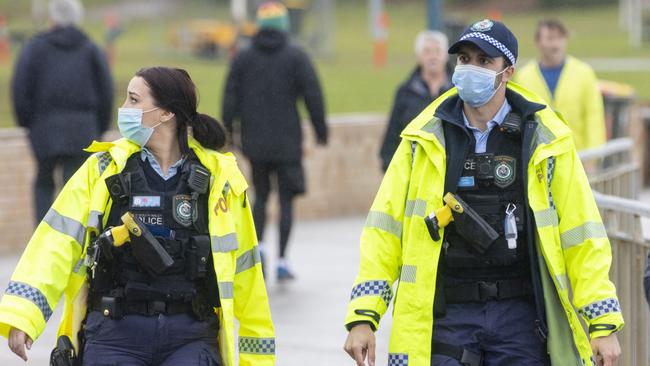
[95,152,113,176]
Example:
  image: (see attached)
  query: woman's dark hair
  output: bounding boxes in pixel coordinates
[135,66,227,153]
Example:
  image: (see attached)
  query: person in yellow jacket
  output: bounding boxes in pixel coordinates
[344,20,622,366]
[514,19,606,150]
[0,66,274,366]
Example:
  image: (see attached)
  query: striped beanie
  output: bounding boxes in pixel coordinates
[256,2,290,32]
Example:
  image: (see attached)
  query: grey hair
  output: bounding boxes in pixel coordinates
[49,0,84,26]
[414,30,448,55]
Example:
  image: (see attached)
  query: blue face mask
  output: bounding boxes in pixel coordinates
[452,64,507,107]
[117,107,161,147]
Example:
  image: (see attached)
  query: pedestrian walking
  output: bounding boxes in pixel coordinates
[11,0,114,224]
[222,1,328,281]
[379,30,452,171]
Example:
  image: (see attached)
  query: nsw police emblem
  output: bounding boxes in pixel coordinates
[494,156,516,188]
[471,19,494,32]
[173,194,193,227]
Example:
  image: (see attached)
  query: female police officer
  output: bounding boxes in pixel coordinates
[0,67,275,365]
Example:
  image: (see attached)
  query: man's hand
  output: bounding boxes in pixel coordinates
[591,333,621,366]
[344,323,375,366]
[8,327,33,362]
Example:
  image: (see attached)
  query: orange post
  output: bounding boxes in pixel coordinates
[0,15,10,64]
[487,9,502,21]
[372,10,389,69]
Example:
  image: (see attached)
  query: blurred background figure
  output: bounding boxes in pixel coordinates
[645,253,650,307]
[222,1,327,281]
[379,30,451,171]
[10,0,113,225]
[514,19,605,150]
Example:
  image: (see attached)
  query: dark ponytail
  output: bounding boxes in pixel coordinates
[135,66,227,154]
[190,113,227,151]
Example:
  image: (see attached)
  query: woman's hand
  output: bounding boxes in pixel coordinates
[8,327,33,361]
[344,323,376,366]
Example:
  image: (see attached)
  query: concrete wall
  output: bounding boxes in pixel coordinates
[0,114,387,253]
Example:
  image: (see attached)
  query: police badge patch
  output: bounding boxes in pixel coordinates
[494,156,516,188]
[173,194,193,227]
[471,19,494,32]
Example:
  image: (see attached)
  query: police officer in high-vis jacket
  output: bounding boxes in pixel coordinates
[0,67,275,366]
[344,20,623,366]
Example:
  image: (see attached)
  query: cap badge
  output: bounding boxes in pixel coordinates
[471,19,494,32]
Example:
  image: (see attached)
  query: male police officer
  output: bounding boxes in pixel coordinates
[344,20,623,366]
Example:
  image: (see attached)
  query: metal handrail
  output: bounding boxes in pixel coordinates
[593,191,650,217]
[578,137,633,161]
[578,138,649,366]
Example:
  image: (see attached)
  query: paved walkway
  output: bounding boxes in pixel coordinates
[0,217,392,366]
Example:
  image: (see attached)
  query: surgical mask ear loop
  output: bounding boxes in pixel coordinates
[142,107,166,129]
[493,66,512,93]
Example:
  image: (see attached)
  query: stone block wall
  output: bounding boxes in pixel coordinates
[0,114,387,252]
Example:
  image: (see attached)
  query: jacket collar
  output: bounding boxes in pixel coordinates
[433,88,546,129]
[402,83,575,168]
[85,136,249,196]
[406,66,453,99]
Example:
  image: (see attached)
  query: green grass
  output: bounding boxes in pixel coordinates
[1,1,650,128]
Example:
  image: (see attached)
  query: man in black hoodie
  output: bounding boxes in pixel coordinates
[11,0,113,225]
[222,1,327,281]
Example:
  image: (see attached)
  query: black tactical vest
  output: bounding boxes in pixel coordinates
[444,124,529,281]
[89,153,218,317]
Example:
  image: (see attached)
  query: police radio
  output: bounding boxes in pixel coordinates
[499,112,521,137]
[187,164,211,194]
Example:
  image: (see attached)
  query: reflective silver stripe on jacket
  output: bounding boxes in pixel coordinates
[211,233,239,252]
[43,208,85,248]
[236,247,261,274]
[219,281,233,299]
[404,199,427,218]
[365,211,402,238]
[534,208,559,228]
[400,265,417,283]
[560,222,607,250]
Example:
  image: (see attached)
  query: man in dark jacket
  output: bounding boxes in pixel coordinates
[379,30,452,171]
[222,1,327,281]
[11,0,113,224]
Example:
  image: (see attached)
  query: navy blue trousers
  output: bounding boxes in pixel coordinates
[82,312,220,366]
[431,298,549,366]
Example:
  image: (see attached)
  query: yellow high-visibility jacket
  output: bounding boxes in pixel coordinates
[514,56,606,150]
[0,137,275,366]
[345,83,623,366]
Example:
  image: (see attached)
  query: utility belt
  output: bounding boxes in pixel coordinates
[444,279,532,304]
[89,295,196,318]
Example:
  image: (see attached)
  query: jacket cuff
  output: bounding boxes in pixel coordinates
[346,320,376,332]
[586,312,624,340]
[589,323,621,339]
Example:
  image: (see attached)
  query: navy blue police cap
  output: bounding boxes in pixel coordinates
[448,19,518,65]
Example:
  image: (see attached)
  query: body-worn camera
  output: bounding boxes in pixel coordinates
[475,153,494,181]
